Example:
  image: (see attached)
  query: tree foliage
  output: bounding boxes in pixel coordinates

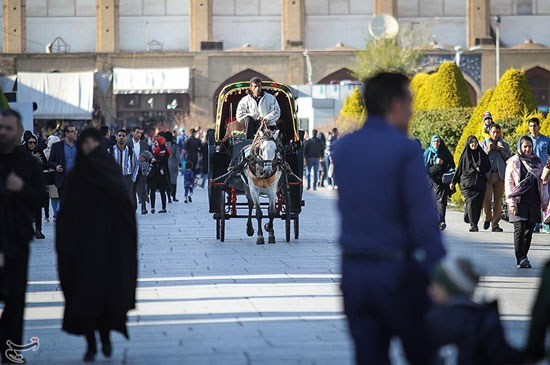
[486,68,537,121]
[414,73,438,111]
[428,62,473,109]
[335,88,366,133]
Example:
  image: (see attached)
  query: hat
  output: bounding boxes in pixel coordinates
[432,257,480,297]
[482,111,493,122]
[139,150,153,161]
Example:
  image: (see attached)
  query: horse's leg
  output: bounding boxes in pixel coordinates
[246,200,254,237]
[267,189,276,244]
[256,202,264,245]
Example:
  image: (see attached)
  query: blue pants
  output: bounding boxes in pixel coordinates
[341,258,433,365]
[185,187,193,197]
[305,158,319,189]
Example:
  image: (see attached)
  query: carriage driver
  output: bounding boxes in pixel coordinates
[236,77,281,140]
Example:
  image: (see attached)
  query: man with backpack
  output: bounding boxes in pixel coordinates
[107,129,137,198]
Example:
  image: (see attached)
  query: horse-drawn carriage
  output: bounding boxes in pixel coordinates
[208,81,304,244]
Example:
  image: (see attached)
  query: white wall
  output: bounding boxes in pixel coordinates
[305,0,373,49]
[119,0,190,51]
[213,0,281,50]
[26,0,95,52]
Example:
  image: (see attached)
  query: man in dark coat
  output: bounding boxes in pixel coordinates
[48,124,78,200]
[182,128,201,178]
[0,109,47,363]
[304,129,324,190]
[56,128,137,362]
[333,72,445,365]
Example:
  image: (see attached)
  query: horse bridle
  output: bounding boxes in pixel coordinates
[248,136,281,178]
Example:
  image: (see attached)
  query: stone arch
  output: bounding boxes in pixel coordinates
[212,69,272,115]
[317,68,357,84]
[526,66,550,109]
[462,74,480,106]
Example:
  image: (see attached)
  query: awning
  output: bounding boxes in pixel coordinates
[16,71,94,120]
[113,67,190,95]
[0,75,16,92]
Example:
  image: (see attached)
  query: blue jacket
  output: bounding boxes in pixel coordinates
[332,116,445,272]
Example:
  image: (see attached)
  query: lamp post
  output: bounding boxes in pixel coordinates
[495,15,501,83]
[433,44,482,67]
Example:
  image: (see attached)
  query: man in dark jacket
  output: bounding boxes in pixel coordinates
[182,128,201,178]
[333,72,445,364]
[0,109,47,363]
[303,129,324,190]
[48,124,78,200]
[428,257,525,365]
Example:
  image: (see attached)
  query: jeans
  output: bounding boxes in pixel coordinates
[514,221,536,264]
[51,198,60,218]
[305,158,320,189]
[185,187,194,197]
[325,156,334,187]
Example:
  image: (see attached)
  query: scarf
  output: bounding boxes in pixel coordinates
[423,135,441,167]
[509,136,544,199]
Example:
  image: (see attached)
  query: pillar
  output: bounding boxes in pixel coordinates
[467,0,493,47]
[374,0,397,17]
[96,0,119,53]
[190,0,212,52]
[3,0,26,53]
[282,0,305,50]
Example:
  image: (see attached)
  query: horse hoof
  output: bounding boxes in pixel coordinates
[256,237,265,245]
[268,236,275,244]
[246,227,254,237]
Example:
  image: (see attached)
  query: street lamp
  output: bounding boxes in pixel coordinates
[432,44,482,67]
[495,15,501,83]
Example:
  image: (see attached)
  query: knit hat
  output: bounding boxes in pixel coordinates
[482,111,493,122]
[139,150,153,161]
[432,257,480,297]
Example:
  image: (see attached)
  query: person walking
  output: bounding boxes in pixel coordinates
[107,129,138,199]
[333,72,445,365]
[325,128,338,190]
[55,128,137,362]
[128,127,150,211]
[526,117,550,233]
[99,126,114,149]
[480,124,511,232]
[505,135,549,268]
[0,110,47,363]
[183,161,195,203]
[44,135,61,220]
[304,129,324,190]
[451,136,491,232]
[136,150,153,214]
[182,129,201,180]
[317,132,327,187]
[165,132,179,202]
[424,135,455,231]
[49,124,78,202]
[199,135,209,188]
[149,137,170,213]
[23,133,48,239]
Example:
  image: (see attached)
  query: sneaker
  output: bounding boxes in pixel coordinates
[151,209,155,214]
[184,198,188,203]
[440,223,446,231]
[173,198,179,202]
[158,209,167,213]
[469,226,479,232]
[518,258,531,269]
[141,210,148,215]
[483,221,490,230]
[327,186,333,191]
[306,186,310,190]
[492,227,503,232]
[189,196,192,202]
[313,187,317,191]
[35,231,45,239]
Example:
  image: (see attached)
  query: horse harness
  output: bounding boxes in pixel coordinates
[246,133,283,179]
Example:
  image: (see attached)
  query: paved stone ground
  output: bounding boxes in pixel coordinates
[4,177,550,364]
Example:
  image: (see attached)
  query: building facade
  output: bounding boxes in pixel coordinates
[1,0,550,128]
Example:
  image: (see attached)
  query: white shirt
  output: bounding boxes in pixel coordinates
[133,138,141,158]
[236,92,281,127]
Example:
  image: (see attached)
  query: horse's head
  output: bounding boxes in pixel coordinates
[254,130,280,178]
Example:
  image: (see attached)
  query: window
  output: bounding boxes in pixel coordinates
[526,67,550,108]
[515,0,532,15]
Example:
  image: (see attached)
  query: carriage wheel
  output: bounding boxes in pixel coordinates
[220,191,226,242]
[285,189,291,242]
[294,216,299,239]
[216,218,220,240]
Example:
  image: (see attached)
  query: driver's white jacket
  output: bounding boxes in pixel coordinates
[236,92,281,127]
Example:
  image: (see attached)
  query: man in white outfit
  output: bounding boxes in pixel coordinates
[236,77,281,139]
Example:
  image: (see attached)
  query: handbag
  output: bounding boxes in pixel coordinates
[542,166,550,182]
[442,169,456,185]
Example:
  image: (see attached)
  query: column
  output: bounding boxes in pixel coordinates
[467,0,493,47]
[189,0,212,52]
[3,0,26,53]
[373,0,397,17]
[96,0,119,53]
[282,0,305,50]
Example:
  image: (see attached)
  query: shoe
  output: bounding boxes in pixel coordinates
[306,186,310,190]
[313,187,317,191]
[469,226,479,232]
[102,343,112,358]
[439,223,446,231]
[35,231,45,239]
[518,258,531,269]
[83,349,97,362]
[141,210,148,215]
[492,227,503,232]
[483,221,490,230]
[151,209,155,214]
[158,209,167,213]
[168,200,172,204]
[534,226,541,233]
[45,218,50,223]
[327,186,333,191]
[173,198,179,202]
[189,196,192,202]
[184,198,188,203]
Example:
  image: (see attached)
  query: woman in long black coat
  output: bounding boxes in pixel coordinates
[56,128,137,362]
[23,133,48,239]
[424,135,455,231]
[451,135,491,232]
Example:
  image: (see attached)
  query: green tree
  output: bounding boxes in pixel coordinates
[414,73,438,111]
[352,26,426,80]
[486,68,537,121]
[0,88,10,110]
[428,62,473,109]
[335,88,366,133]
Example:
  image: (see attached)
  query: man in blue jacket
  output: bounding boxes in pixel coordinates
[48,125,77,210]
[333,72,446,365]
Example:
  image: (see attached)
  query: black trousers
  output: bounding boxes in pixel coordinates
[132,173,147,212]
[243,116,279,140]
[0,244,30,362]
[34,207,42,234]
[150,186,167,210]
[514,221,536,264]
[463,186,486,228]
[170,183,177,199]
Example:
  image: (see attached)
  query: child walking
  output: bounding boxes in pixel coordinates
[184,161,195,203]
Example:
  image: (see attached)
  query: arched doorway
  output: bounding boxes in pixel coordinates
[465,81,477,106]
[526,66,550,110]
[317,68,357,84]
[212,69,272,116]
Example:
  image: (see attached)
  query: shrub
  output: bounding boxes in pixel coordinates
[500,117,524,148]
[0,88,9,110]
[410,72,429,97]
[336,88,366,133]
[409,108,472,153]
[486,68,537,121]
[542,115,550,136]
[428,62,473,109]
[415,73,438,110]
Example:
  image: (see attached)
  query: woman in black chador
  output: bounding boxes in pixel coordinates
[451,135,491,232]
[55,128,137,362]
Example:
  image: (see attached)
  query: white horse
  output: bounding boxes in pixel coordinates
[243,130,282,244]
